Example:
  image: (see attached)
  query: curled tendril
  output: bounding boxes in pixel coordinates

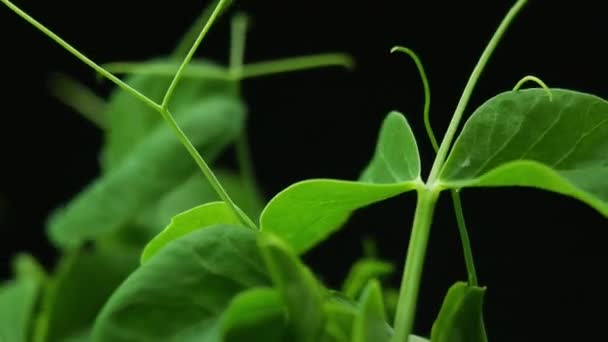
[390,46,437,152]
[513,75,552,101]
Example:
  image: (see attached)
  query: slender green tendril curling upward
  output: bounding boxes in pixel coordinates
[513,75,552,100]
[390,46,479,287]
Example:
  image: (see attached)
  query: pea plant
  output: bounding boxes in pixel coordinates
[1,0,607,341]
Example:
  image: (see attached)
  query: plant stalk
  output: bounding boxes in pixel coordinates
[392,188,439,342]
[393,1,528,340]
[426,0,528,184]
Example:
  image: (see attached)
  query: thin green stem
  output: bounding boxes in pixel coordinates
[1,0,161,112]
[229,12,265,219]
[159,108,257,230]
[392,189,439,342]
[237,53,354,79]
[2,0,256,229]
[47,72,107,128]
[513,75,552,100]
[161,0,231,109]
[390,46,436,151]
[427,0,528,185]
[229,13,248,78]
[171,0,234,59]
[393,1,528,341]
[450,190,478,286]
[101,54,354,80]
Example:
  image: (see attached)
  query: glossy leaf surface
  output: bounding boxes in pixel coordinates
[92,225,269,342]
[430,282,487,342]
[261,112,421,253]
[441,89,608,216]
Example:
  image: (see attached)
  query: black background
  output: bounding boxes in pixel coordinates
[1,0,606,340]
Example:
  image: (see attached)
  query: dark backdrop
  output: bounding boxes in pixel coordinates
[1,1,606,340]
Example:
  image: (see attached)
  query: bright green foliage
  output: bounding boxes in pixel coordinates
[47,97,246,248]
[341,259,394,299]
[430,282,487,342]
[352,280,393,342]
[2,0,607,341]
[260,111,422,254]
[92,225,269,341]
[141,201,241,263]
[33,247,138,342]
[441,89,608,216]
[220,287,286,342]
[359,112,421,184]
[258,233,326,342]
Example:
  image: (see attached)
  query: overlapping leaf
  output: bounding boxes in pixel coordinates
[91,225,269,342]
[47,97,246,248]
[261,111,422,254]
[440,88,608,216]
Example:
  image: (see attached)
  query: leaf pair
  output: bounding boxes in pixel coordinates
[260,88,608,258]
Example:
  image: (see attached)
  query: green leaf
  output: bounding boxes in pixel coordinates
[359,111,421,184]
[47,96,245,248]
[33,246,138,342]
[430,282,487,342]
[257,233,326,342]
[91,225,269,342]
[341,258,394,299]
[440,88,608,216]
[261,112,422,253]
[352,280,392,342]
[0,255,44,342]
[141,201,241,264]
[135,168,266,233]
[101,60,236,171]
[220,287,286,342]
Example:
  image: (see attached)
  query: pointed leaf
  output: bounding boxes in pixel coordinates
[359,111,421,184]
[430,282,487,342]
[352,280,392,342]
[91,225,269,342]
[440,89,608,216]
[258,233,326,342]
[261,112,422,253]
[220,287,286,342]
[141,201,241,264]
[47,97,245,248]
